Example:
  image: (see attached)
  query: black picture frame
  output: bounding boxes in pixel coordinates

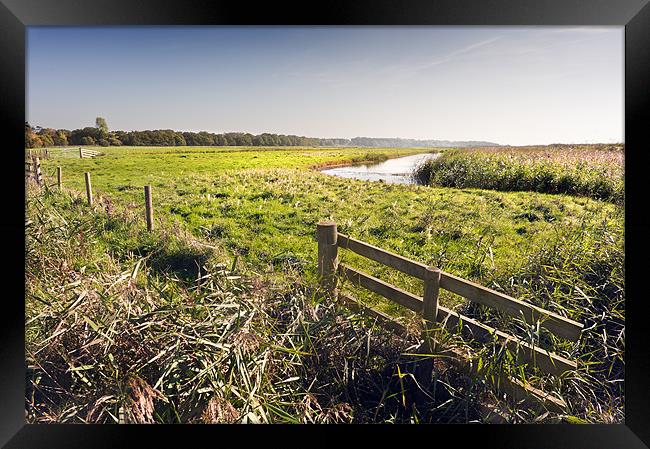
[2,0,649,447]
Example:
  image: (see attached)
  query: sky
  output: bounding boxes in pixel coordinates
[26,26,624,146]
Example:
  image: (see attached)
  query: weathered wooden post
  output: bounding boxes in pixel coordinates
[57,167,62,190]
[84,172,93,206]
[144,185,154,232]
[79,147,83,159]
[26,157,33,183]
[24,160,30,182]
[317,221,338,299]
[34,157,42,187]
[416,266,441,390]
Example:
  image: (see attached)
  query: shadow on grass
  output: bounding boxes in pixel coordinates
[149,247,212,281]
[132,238,215,282]
[292,298,483,423]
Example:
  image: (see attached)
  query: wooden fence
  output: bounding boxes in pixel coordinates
[26,147,103,159]
[26,161,156,233]
[79,148,101,158]
[26,148,49,159]
[316,221,583,413]
[25,157,43,186]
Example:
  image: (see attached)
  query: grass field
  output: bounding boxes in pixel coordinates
[28,145,624,423]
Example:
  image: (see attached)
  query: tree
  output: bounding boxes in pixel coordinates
[37,128,55,147]
[95,117,110,147]
[113,130,128,145]
[94,117,111,147]
[213,134,225,146]
[53,131,68,146]
[95,117,109,133]
[173,133,186,146]
[69,127,102,145]
[25,122,37,148]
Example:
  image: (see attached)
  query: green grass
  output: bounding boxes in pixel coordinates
[26,186,504,424]
[31,145,624,423]
[44,145,436,168]
[413,145,624,204]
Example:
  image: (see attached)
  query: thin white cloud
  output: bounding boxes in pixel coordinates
[507,28,621,57]
[417,36,503,71]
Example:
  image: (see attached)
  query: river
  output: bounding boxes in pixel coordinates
[320,152,441,185]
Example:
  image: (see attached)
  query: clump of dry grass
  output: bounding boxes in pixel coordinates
[201,396,240,424]
[125,377,168,424]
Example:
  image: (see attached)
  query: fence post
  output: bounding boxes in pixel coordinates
[57,167,62,190]
[25,158,33,184]
[144,185,153,232]
[79,147,83,159]
[34,157,42,187]
[317,221,338,298]
[84,172,93,206]
[416,266,441,390]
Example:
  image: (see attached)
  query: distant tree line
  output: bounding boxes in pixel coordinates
[25,118,499,149]
[25,122,351,148]
[349,137,500,148]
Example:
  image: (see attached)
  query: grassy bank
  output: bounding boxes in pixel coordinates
[413,145,624,204]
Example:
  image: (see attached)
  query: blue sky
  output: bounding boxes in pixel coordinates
[27,27,623,145]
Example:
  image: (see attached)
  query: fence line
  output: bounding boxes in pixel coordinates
[28,164,155,233]
[335,233,582,341]
[79,148,101,158]
[26,149,49,159]
[318,221,583,412]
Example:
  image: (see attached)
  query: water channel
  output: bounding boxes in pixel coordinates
[320,152,441,185]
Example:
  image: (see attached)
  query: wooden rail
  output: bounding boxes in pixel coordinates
[338,293,568,413]
[318,221,582,412]
[26,149,49,159]
[79,148,101,158]
[339,264,422,312]
[336,233,583,342]
[338,263,576,376]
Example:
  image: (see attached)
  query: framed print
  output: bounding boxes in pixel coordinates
[2,0,649,447]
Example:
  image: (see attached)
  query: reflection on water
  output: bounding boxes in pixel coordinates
[320,152,441,185]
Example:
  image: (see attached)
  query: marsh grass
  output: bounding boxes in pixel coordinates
[413,144,624,204]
